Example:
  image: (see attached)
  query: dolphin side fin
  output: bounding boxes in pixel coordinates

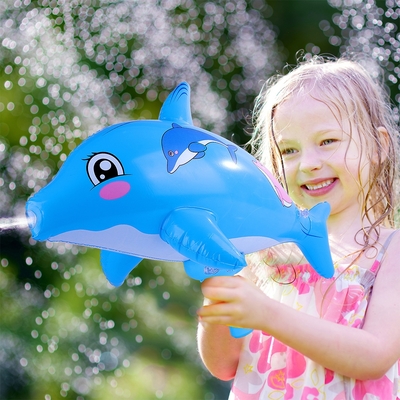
[296,202,334,278]
[101,250,143,287]
[161,208,247,270]
[188,142,207,152]
[159,82,193,126]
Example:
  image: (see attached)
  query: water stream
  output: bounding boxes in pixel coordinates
[0,216,29,232]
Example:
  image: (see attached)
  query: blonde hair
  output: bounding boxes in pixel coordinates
[250,56,399,247]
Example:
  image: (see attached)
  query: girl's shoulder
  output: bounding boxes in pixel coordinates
[361,229,400,345]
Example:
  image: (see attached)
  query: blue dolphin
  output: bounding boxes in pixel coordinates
[26,82,334,338]
[162,123,237,173]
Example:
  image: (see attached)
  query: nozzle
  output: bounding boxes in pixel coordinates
[25,201,42,239]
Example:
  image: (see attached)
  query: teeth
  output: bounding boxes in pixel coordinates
[305,179,334,190]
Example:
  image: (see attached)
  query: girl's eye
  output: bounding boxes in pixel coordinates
[321,139,336,146]
[280,148,297,155]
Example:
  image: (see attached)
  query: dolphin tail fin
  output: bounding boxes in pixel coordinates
[296,202,334,278]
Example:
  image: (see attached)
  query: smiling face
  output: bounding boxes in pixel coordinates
[273,91,372,221]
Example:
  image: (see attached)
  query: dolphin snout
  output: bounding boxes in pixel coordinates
[25,201,43,239]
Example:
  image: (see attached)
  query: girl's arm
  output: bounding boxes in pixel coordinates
[198,232,400,380]
[197,297,244,380]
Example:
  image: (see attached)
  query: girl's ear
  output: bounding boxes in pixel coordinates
[372,126,390,164]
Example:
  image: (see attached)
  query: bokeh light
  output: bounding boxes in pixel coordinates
[323,0,399,120]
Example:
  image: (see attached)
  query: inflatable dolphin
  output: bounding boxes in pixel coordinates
[26,82,334,336]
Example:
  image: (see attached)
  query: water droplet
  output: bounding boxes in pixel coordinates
[73,377,91,395]
[161,349,171,360]
[61,283,70,292]
[74,365,83,374]
[20,358,28,367]
[162,292,170,300]
[99,352,118,371]
[122,359,130,368]
[135,335,143,343]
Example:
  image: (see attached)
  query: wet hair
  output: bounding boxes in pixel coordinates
[250,55,399,249]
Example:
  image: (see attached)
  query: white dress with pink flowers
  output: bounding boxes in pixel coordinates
[228,240,399,400]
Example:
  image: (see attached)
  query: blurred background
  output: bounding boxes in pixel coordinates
[0,0,399,399]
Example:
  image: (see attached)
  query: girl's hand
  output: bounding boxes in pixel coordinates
[197,275,268,331]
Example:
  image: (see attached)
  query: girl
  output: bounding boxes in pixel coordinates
[197,57,400,399]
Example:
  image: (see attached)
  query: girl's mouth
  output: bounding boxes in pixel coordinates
[302,178,337,195]
[304,179,335,190]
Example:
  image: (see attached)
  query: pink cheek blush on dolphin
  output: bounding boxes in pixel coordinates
[99,181,131,200]
[25,82,334,338]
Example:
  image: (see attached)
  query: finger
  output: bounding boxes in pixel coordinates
[198,315,236,326]
[201,275,243,289]
[197,302,238,318]
[201,286,239,302]
[200,276,245,300]
[198,303,225,317]
[198,307,248,328]
[198,304,233,319]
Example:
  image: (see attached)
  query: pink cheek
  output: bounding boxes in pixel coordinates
[99,181,131,200]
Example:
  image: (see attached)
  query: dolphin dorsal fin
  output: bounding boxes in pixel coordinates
[159,82,193,126]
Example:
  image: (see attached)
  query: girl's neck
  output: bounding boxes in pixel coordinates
[327,212,363,244]
[327,213,393,268]
[328,212,373,264]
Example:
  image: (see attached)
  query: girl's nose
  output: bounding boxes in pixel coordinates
[298,149,323,172]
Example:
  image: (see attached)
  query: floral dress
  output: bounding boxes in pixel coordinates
[229,237,399,400]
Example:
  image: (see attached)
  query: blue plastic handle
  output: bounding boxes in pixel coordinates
[229,326,253,338]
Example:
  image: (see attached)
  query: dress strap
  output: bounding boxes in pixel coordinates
[369,231,397,274]
[360,230,397,291]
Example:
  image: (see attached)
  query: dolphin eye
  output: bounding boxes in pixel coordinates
[168,150,175,157]
[86,152,124,186]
